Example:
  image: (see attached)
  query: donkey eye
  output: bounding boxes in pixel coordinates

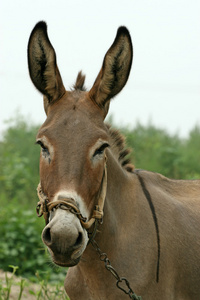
[36,140,46,149]
[93,143,109,157]
[36,140,49,155]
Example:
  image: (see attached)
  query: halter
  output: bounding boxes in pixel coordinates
[36,155,107,242]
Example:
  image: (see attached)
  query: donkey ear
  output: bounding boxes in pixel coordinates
[28,22,65,105]
[89,26,133,118]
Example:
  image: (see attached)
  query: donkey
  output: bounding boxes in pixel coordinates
[28,21,200,300]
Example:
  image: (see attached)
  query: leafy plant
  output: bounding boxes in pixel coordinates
[0,113,40,206]
[0,265,25,300]
[0,266,69,299]
[0,205,66,281]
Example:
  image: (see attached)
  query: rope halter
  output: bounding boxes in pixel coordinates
[36,156,107,241]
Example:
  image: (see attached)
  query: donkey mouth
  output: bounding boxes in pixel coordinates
[52,255,81,267]
[48,246,83,267]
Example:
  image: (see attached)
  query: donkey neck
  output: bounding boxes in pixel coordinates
[102,150,137,238]
[105,149,133,215]
[84,150,137,258]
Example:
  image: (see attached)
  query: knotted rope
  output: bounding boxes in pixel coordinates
[36,156,107,234]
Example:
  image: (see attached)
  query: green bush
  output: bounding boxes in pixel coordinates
[0,114,40,204]
[0,204,66,282]
[121,122,200,180]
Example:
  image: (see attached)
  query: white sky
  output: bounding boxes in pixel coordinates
[1,0,200,138]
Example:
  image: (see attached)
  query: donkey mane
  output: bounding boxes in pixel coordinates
[73,71,87,91]
[107,125,134,173]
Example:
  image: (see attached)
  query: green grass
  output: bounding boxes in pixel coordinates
[0,266,70,300]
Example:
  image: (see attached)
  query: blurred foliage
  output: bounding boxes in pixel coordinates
[122,123,181,178]
[0,205,67,281]
[0,114,200,282]
[0,115,40,206]
[121,122,200,180]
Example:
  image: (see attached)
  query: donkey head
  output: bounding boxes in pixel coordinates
[28,22,133,267]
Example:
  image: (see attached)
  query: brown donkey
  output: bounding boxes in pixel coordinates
[28,22,200,300]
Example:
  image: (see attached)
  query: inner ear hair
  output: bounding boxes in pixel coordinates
[89,26,133,118]
[28,21,65,104]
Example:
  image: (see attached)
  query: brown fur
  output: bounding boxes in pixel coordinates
[28,22,200,300]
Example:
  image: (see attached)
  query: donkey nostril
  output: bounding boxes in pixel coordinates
[43,227,51,245]
[74,232,83,247]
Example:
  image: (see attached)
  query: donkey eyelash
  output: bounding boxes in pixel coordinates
[36,140,49,153]
[36,140,46,149]
[93,143,109,157]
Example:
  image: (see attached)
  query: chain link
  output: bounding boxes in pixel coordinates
[91,240,142,300]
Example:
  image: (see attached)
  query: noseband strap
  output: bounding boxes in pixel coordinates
[36,156,107,239]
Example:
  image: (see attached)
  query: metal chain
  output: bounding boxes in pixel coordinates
[91,240,142,300]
